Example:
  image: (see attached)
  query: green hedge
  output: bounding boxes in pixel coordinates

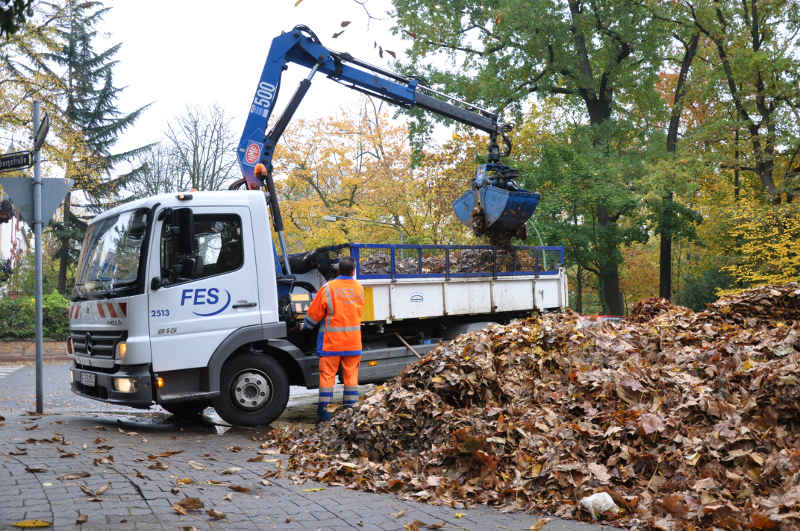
[0,291,70,340]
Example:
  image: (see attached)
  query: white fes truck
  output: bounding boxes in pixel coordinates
[68,191,568,425]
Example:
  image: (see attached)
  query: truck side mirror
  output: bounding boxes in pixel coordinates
[174,208,194,256]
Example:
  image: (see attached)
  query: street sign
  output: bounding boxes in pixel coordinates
[34,113,50,151]
[1,177,73,225]
[0,151,32,172]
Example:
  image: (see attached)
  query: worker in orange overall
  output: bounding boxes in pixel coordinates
[300,256,364,423]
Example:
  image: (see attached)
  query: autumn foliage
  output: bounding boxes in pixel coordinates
[272,104,478,251]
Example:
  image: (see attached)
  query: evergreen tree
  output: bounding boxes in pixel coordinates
[40,0,150,294]
[0,0,33,36]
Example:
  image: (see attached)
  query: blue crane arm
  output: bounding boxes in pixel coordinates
[237,25,505,188]
[238,25,521,275]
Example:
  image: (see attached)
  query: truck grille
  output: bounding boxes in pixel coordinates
[71,329,126,358]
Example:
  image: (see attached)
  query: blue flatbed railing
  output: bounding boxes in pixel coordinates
[347,243,564,280]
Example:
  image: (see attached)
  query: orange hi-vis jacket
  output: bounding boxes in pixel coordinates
[303,276,365,356]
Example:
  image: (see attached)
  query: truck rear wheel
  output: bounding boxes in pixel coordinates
[214,352,289,426]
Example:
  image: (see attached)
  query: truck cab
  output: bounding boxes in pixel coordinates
[69,190,567,425]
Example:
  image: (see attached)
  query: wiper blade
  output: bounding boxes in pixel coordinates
[101,285,138,298]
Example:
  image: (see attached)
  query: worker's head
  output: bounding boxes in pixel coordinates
[338,256,356,277]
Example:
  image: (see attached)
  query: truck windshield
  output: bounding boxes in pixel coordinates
[73,208,149,299]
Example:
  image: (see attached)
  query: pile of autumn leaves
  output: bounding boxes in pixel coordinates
[267,283,800,529]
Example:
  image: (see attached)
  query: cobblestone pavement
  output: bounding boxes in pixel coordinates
[0,365,617,530]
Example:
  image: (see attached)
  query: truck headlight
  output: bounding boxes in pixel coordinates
[113,377,136,393]
[115,341,127,359]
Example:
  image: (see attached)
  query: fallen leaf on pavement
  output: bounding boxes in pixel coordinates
[187,461,206,471]
[57,472,89,481]
[207,509,226,520]
[302,487,325,493]
[75,514,87,525]
[176,497,204,511]
[247,455,264,462]
[176,478,194,486]
[12,520,51,528]
[148,460,168,470]
[25,466,47,473]
[392,510,406,518]
[529,518,552,530]
[95,483,110,496]
[223,493,233,501]
[221,467,241,475]
[227,446,242,453]
[156,450,183,457]
[258,447,280,455]
[172,503,187,516]
[24,424,38,431]
[229,485,250,493]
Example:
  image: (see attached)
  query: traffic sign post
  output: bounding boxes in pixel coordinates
[1,101,71,414]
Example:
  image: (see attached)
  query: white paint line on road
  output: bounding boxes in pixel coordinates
[0,365,22,380]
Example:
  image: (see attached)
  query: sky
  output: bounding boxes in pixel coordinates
[100,0,407,159]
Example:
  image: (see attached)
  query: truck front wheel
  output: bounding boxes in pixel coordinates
[214,352,289,426]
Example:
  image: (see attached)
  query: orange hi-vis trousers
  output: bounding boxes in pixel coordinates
[317,355,361,421]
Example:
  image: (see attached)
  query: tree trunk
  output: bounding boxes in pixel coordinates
[598,263,624,315]
[660,33,699,301]
[583,95,625,313]
[734,129,740,202]
[659,212,672,299]
[596,203,624,314]
[57,191,71,295]
[575,265,583,314]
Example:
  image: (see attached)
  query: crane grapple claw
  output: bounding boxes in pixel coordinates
[453,184,540,242]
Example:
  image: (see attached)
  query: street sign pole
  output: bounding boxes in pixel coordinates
[3,102,71,415]
[33,101,44,414]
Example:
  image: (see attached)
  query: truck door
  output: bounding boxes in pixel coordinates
[148,206,261,372]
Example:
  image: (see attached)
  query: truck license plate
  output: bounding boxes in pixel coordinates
[80,372,95,387]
